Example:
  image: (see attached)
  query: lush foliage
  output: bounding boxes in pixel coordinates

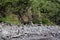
[0,0,60,25]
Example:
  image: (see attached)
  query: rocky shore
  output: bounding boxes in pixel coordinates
[0,22,60,40]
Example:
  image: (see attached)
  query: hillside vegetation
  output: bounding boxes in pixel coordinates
[0,0,60,25]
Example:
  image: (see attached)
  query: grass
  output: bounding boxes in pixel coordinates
[0,14,20,25]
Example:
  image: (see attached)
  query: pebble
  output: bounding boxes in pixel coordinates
[0,22,60,40]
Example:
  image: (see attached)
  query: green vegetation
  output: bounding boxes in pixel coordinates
[0,0,60,25]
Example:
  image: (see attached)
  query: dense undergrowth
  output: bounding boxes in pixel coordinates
[0,0,60,25]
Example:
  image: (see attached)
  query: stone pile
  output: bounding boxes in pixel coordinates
[0,22,60,40]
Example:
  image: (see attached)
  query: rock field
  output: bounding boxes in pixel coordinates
[0,22,60,40]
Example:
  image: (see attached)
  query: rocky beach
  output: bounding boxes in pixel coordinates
[0,22,60,40]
